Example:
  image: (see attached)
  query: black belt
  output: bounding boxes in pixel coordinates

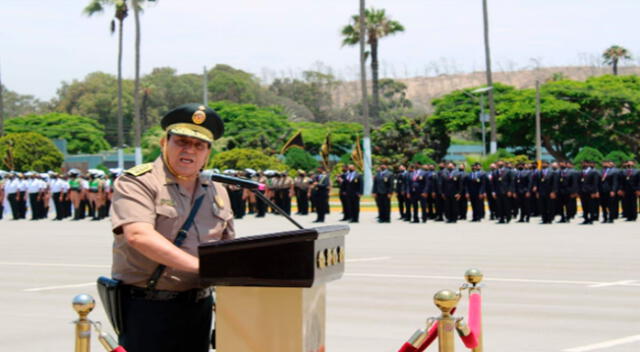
[126,285,212,302]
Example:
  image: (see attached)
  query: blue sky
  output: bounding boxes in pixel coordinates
[1,0,637,99]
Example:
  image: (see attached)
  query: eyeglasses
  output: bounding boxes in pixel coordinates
[171,137,210,151]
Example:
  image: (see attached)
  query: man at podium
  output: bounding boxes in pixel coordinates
[110,103,234,352]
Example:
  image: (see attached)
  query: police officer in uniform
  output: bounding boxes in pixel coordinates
[456,163,469,220]
[599,160,619,223]
[578,160,600,225]
[405,163,426,223]
[111,103,234,352]
[395,165,408,220]
[465,162,487,222]
[491,161,515,224]
[344,164,363,223]
[619,160,639,221]
[294,170,312,215]
[311,166,330,223]
[372,164,394,223]
[440,162,463,223]
[514,162,532,223]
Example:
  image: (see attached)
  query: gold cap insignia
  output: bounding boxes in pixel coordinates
[192,109,206,125]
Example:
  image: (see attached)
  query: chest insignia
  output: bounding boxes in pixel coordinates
[214,195,225,209]
[159,198,175,207]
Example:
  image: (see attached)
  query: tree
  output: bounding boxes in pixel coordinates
[209,101,292,154]
[371,114,449,165]
[572,147,604,167]
[269,71,337,122]
[290,121,362,155]
[0,85,50,118]
[207,65,264,104]
[604,150,633,165]
[5,113,110,154]
[284,148,318,171]
[54,72,134,146]
[0,132,64,171]
[341,7,404,122]
[603,45,631,75]
[84,0,128,163]
[209,148,286,171]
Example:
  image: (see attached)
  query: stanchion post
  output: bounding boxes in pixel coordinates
[434,289,460,352]
[465,269,484,352]
[72,294,95,352]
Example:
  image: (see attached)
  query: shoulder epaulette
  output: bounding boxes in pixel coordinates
[125,163,153,176]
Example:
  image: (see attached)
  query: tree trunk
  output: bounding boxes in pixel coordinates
[133,1,142,163]
[482,0,497,153]
[542,135,567,161]
[370,38,380,123]
[613,58,618,75]
[117,18,124,150]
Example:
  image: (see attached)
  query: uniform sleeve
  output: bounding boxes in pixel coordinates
[111,175,156,234]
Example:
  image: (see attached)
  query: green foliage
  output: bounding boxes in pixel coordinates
[572,147,604,166]
[269,71,337,122]
[141,125,164,162]
[0,132,64,171]
[207,64,263,104]
[55,71,134,146]
[604,150,633,165]
[371,115,449,165]
[208,148,286,171]
[284,148,318,171]
[5,113,111,154]
[411,152,435,165]
[290,121,362,155]
[1,85,50,118]
[465,149,516,170]
[209,101,292,154]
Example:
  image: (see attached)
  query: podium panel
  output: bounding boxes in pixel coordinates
[216,285,325,352]
[199,225,348,352]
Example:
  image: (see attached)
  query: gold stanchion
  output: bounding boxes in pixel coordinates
[72,294,95,352]
[465,268,484,352]
[434,289,460,352]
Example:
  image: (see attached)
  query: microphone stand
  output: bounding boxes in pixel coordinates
[251,189,304,230]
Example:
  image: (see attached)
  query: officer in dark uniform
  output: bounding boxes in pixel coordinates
[599,160,619,223]
[535,161,559,224]
[426,164,438,219]
[528,163,541,217]
[337,166,349,221]
[565,161,580,220]
[405,163,426,223]
[491,161,515,224]
[619,160,639,221]
[514,162,532,222]
[311,167,330,223]
[578,160,600,225]
[557,161,579,223]
[344,164,363,223]
[456,163,469,220]
[372,164,394,223]
[395,165,408,220]
[486,163,497,220]
[465,162,487,222]
[434,162,446,221]
[440,162,464,223]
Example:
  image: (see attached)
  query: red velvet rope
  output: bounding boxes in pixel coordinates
[111,347,127,352]
[415,322,439,352]
[459,292,482,348]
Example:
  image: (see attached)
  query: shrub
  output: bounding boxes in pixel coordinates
[0,132,64,171]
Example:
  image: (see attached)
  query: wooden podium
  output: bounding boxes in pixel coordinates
[199,225,349,352]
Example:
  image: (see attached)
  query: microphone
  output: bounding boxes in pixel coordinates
[210,173,262,190]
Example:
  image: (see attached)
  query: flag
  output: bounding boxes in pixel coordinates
[351,136,364,171]
[280,130,304,155]
[320,133,331,169]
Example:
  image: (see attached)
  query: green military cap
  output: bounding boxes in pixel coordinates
[161,103,224,143]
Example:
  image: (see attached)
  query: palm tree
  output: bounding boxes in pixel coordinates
[341,8,404,122]
[603,45,631,75]
[84,0,128,168]
[131,0,156,165]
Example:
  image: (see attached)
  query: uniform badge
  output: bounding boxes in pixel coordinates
[581,178,585,182]
[418,176,423,180]
[476,179,480,183]
[541,178,545,182]
[453,177,457,181]
[159,199,175,207]
[498,177,502,181]
[192,106,207,125]
[214,195,225,208]
[560,178,564,182]
[384,177,388,182]
[627,177,631,180]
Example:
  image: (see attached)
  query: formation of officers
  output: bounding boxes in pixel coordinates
[380,159,640,225]
[0,169,120,221]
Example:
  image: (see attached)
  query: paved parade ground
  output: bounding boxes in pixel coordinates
[0,212,639,352]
